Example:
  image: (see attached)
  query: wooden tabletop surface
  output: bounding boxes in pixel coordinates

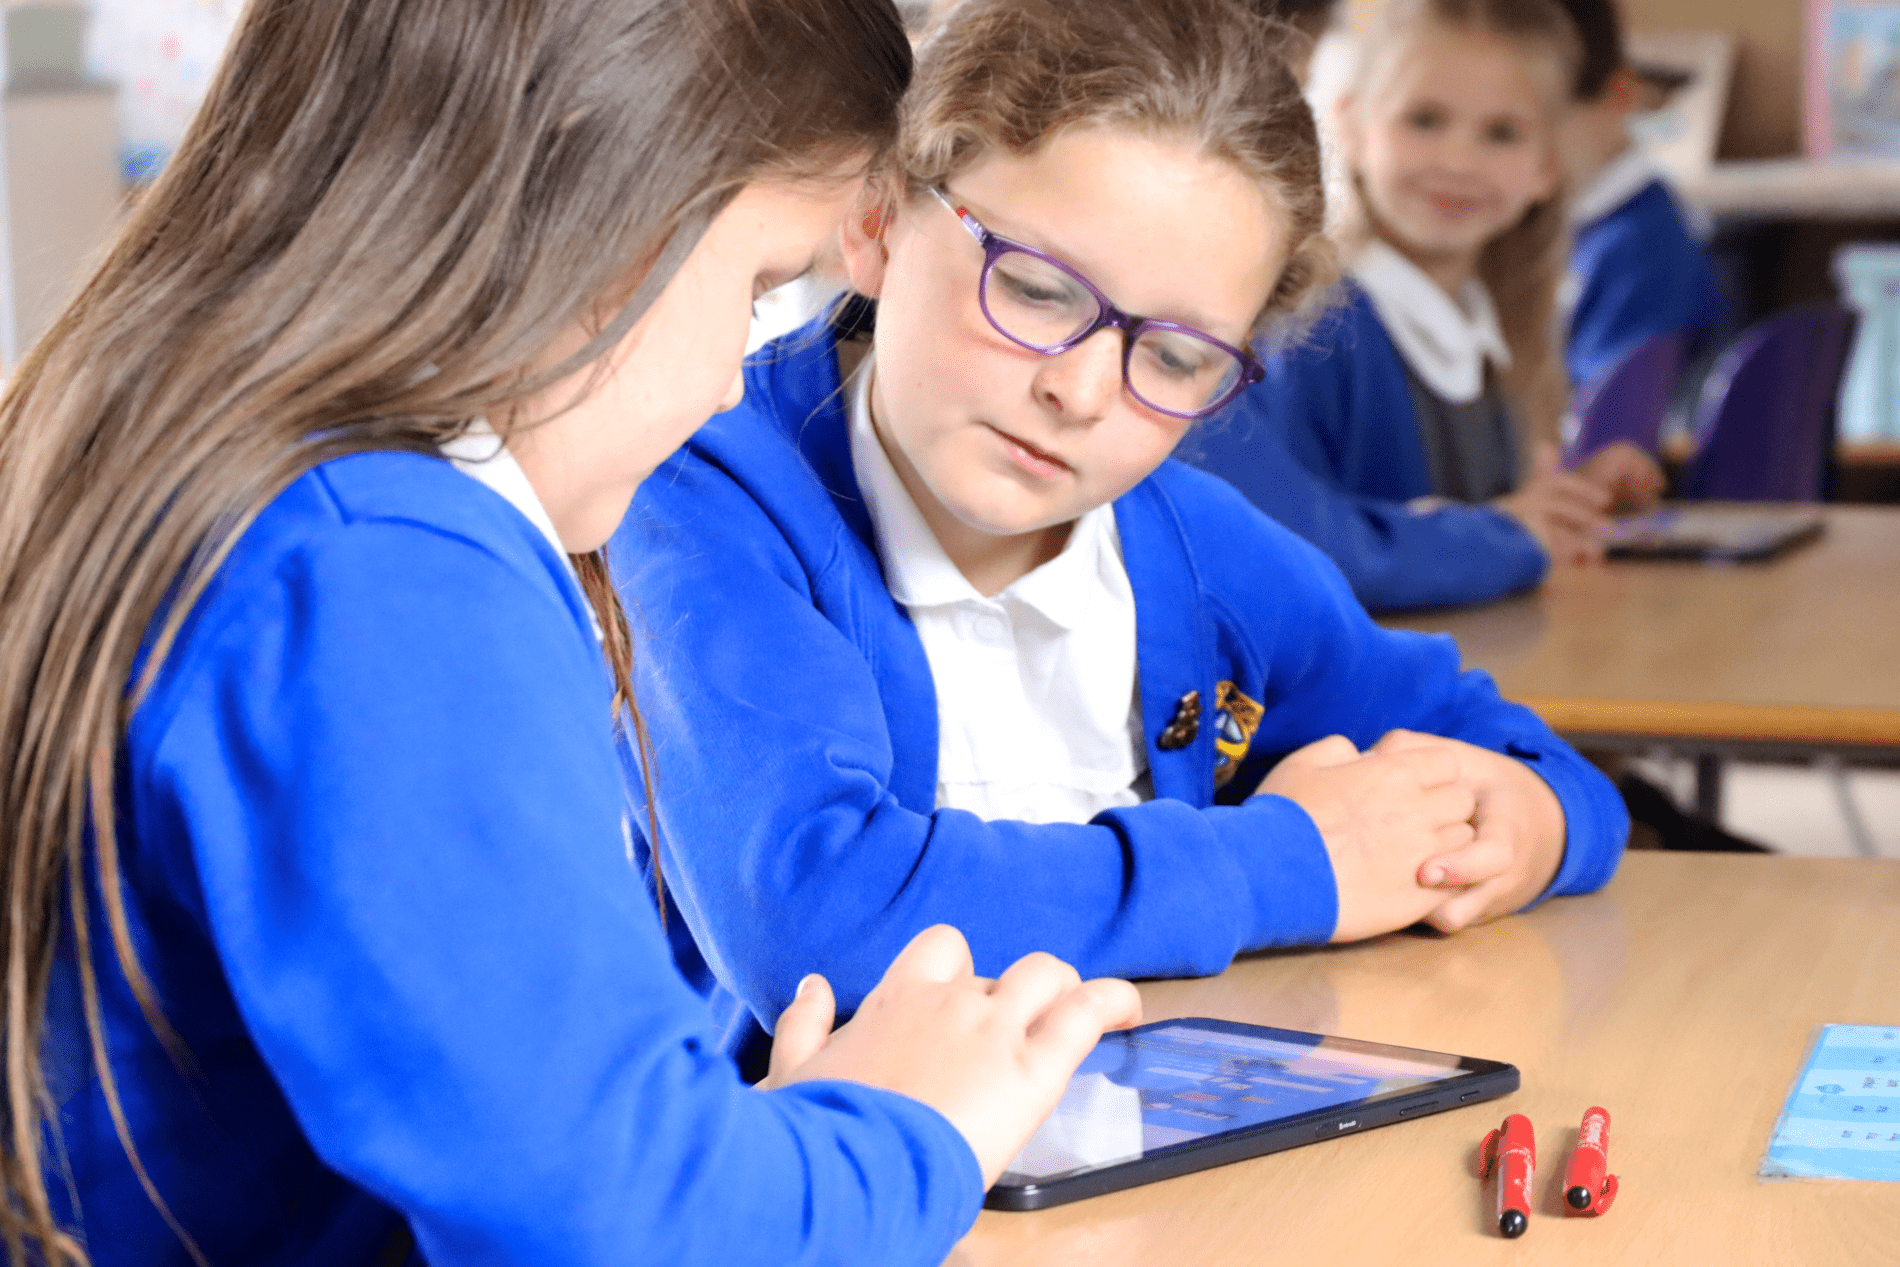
[1379,505,1900,746]
[952,853,1900,1266]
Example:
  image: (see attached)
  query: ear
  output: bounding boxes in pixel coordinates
[839,189,898,299]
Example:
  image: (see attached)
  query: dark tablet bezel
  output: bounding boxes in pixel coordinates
[1603,509,1827,563]
[985,1017,1519,1212]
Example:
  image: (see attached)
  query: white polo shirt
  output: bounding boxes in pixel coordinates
[847,358,1149,824]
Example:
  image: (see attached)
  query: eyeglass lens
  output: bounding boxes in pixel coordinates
[982,247,1245,416]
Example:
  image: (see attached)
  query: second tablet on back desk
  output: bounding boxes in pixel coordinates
[1604,506,1826,563]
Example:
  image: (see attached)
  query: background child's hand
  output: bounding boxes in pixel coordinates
[1494,443,1610,567]
[1575,440,1665,515]
[1255,735,1478,943]
[759,925,1142,1187]
[1371,731,1567,932]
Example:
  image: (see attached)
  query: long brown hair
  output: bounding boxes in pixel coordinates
[0,1,909,1262]
[897,0,1340,336]
[1335,0,1580,447]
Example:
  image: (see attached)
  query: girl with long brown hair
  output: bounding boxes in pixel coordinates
[0,1,1139,1263]
[1185,0,1655,612]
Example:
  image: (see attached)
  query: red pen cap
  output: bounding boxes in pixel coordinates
[1563,1106,1618,1216]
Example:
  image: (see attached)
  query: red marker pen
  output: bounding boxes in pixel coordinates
[1479,1114,1535,1238]
[1563,1106,1619,1216]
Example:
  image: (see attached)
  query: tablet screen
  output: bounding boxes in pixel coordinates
[1003,1021,1467,1183]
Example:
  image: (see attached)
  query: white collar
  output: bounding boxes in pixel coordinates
[847,355,1117,628]
[1349,239,1510,404]
[440,420,601,639]
[1570,143,1659,228]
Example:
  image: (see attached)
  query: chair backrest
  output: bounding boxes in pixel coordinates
[1678,301,1859,502]
[1562,332,1686,469]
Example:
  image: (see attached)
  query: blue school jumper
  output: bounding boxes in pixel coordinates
[1569,178,1727,389]
[610,322,1626,1066]
[49,452,980,1266]
[1177,284,1548,612]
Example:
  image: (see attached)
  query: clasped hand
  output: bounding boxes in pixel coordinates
[1257,729,1566,941]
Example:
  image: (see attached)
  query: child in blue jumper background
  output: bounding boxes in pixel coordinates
[0,2,1144,1264]
[1555,0,1729,391]
[1181,0,1661,612]
[613,0,1627,1077]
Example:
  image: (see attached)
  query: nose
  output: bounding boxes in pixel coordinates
[718,365,746,413]
[1031,327,1122,425]
[1438,126,1483,175]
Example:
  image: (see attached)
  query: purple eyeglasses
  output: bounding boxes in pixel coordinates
[928,187,1264,419]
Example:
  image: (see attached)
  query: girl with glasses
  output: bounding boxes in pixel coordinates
[611,0,1626,1077]
[0,2,1143,1263]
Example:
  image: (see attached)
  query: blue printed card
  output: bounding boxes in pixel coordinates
[1762,1025,1900,1181]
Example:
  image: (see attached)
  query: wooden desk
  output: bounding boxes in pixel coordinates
[1379,505,1900,753]
[953,854,1900,1266]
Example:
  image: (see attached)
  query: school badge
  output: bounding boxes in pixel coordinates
[1212,681,1263,788]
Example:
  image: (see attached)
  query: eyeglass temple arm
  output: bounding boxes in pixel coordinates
[927,186,987,245]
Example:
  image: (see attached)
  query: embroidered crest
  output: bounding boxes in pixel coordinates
[1212,681,1264,787]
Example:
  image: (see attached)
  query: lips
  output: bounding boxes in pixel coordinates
[1416,187,1489,219]
[985,423,1071,477]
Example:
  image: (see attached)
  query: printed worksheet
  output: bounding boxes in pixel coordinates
[1762,1025,1900,1181]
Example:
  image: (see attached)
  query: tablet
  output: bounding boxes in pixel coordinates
[987,1018,1517,1211]
[1603,506,1826,563]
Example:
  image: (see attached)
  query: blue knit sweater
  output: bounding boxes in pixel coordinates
[50,451,982,1265]
[1178,284,1549,612]
[612,321,1627,1065]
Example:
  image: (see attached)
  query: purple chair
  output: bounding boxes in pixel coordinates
[1678,301,1859,502]
[1562,332,1686,469]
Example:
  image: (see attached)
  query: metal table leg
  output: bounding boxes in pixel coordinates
[1694,753,1724,824]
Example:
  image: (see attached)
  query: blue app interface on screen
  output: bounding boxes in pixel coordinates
[1005,1024,1462,1182]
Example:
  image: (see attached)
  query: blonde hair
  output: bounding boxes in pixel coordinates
[1337,0,1580,448]
[897,0,1339,337]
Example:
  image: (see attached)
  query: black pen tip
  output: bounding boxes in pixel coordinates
[1566,1185,1593,1211]
[1499,1209,1528,1238]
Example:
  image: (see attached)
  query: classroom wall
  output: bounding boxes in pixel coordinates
[3,0,121,356]
[1621,0,1802,160]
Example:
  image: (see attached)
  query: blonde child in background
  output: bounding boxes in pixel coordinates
[1183,0,1645,611]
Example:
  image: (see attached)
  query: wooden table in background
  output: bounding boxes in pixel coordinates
[1380,505,1900,823]
[952,854,1900,1266]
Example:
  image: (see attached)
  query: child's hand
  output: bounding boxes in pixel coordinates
[1256,735,1478,943]
[759,925,1142,1187]
[1372,731,1567,932]
[1494,443,1610,567]
[1575,441,1664,515]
